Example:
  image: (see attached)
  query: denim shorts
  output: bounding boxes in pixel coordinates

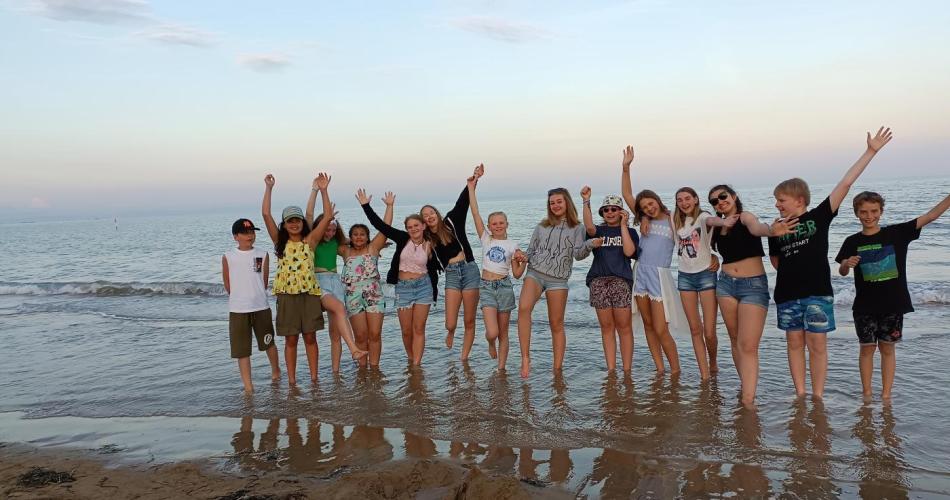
[716,273,770,309]
[480,277,515,312]
[316,272,346,302]
[395,276,434,310]
[777,295,836,334]
[444,261,480,291]
[525,268,569,292]
[678,269,717,292]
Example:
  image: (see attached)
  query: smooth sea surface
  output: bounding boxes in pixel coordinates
[2,177,949,498]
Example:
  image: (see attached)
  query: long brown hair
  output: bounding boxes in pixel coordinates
[419,204,455,246]
[541,188,580,228]
[673,187,703,232]
[633,189,670,225]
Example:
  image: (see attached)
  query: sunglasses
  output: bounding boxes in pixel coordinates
[709,192,730,205]
[601,206,621,213]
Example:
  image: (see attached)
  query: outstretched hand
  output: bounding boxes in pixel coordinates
[622,145,635,169]
[329,203,338,220]
[867,127,893,152]
[316,172,331,190]
[474,163,485,178]
[580,185,592,201]
[264,174,275,187]
[770,217,800,237]
[355,188,371,205]
[383,191,396,206]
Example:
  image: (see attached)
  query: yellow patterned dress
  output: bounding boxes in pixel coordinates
[273,240,322,296]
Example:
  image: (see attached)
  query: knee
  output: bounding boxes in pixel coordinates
[302,334,317,346]
[285,336,298,348]
[464,316,476,330]
[599,317,615,331]
[549,319,565,333]
[329,330,341,342]
[689,324,703,338]
[786,336,805,351]
[738,339,758,355]
[807,339,828,356]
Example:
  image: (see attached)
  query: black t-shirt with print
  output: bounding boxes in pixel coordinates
[834,219,921,314]
[768,197,838,304]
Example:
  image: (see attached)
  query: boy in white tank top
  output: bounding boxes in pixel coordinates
[223,218,281,393]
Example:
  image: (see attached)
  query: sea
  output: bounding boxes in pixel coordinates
[1,177,949,498]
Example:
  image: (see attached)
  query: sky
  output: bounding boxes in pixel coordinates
[1,0,949,220]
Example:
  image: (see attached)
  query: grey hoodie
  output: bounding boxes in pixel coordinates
[525,220,590,279]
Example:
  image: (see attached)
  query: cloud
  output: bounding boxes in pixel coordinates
[32,0,151,24]
[238,54,291,72]
[30,197,50,209]
[451,15,549,43]
[135,24,215,47]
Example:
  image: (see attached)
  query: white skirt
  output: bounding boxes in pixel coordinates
[631,261,690,337]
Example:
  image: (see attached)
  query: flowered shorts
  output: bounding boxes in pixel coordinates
[345,279,384,315]
[590,276,632,310]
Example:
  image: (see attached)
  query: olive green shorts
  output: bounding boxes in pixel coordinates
[276,293,325,336]
[229,308,276,358]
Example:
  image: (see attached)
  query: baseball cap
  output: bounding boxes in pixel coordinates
[281,206,305,222]
[232,218,261,235]
[598,195,624,215]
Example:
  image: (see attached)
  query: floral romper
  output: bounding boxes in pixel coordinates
[341,253,384,315]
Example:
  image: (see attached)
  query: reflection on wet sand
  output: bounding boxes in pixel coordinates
[853,404,909,499]
[783,399,839,498]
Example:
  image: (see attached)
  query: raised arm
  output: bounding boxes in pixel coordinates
[369,191,397,252]
[261,174,279,243]
[620,146,636,210]
[467,171,486,239]
[917,193,950,229]
[360,190,405,242]
[580,186,596,236]
[828,127,893,212]
[305,173,333,247]
[620,211,636,257]
[304,176,319,227]
[445,163,482,228]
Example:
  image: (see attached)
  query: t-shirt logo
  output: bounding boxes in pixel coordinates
[486,246,507,263]
[857,243,898,282]
[678,229,700,259]
[254,257,263,273]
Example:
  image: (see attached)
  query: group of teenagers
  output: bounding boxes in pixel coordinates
[223,126,950,406]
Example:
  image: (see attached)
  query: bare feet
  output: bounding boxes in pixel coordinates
[351,349,369,361]
[488,339,497,359]
[445,332,455,349]
[710,363,719,374]
[288,377,297,387]
[882,391,892,403]
[271,371,281,382]
[520,357,531,378]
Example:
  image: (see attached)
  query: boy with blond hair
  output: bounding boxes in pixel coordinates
[835,191,950,400]
[768,127,893,399]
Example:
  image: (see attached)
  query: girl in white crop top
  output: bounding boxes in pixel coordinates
[468,171,527,370]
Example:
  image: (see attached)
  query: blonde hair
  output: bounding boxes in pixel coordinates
[487,211,508,224]
[542,188,580,228]
[774,178,811,206]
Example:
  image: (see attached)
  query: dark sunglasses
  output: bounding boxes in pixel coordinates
[601,206,621,213]
[709,192,730,205]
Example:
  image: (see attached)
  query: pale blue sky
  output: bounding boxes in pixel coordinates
[1,0,948,219]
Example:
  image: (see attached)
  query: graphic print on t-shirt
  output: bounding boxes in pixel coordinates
[774,219,818,257]
[678,229,700,259]
[486,245,507,264]
[857,243,899,282]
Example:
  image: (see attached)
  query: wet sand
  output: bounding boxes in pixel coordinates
[0,443,556,499]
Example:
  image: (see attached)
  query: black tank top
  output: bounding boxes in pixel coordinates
[712,217,765,264]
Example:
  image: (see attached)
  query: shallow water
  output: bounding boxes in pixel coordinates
[1,177,949,497]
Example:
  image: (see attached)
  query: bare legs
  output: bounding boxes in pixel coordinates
[444,288,480,361]
[483,307,513,370]
[284,332,318,386]
[786,331,828,399]
[399,304,432,365]
[517,278,543,378]
[681,289,719,380]
[322,295,368,372]
[237,345,281,393]
[735,303,767,406]
[547,290,569,373]
[635,296,680,374]
[594,307,634,372]
[718,297,741,377]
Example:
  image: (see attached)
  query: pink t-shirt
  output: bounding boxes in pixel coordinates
[398,241,429,274]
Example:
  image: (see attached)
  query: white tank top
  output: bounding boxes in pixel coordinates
[225,248,270,313]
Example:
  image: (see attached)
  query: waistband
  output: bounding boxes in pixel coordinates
[480,276,512,288]
[718,272,767,282]
[398,275,430,286]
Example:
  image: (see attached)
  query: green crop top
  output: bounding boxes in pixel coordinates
[313,239,339,272]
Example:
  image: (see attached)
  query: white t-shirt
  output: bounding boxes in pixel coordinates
[225,248,270,313]
[479,233,520,276]
[676,212,714,274]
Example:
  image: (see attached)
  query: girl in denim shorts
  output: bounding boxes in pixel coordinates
[420,165,483,361]
[467,169,527,370]
[672,187,738,380]
[360,192,440,366]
